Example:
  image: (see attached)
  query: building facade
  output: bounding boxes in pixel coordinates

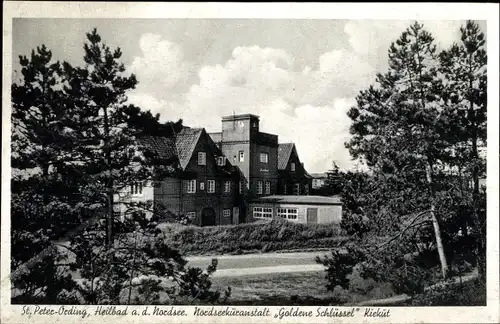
[117,113,342,227]
[277,143,313,195]
[248,195,342,224]
[115,127,243,226]
[210,114,279,199]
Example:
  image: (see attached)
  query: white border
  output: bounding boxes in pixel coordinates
[2,2,499,324]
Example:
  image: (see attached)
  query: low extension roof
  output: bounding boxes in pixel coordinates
[251,195,342,205]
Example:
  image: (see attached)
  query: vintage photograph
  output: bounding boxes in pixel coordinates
[5,8,494,314]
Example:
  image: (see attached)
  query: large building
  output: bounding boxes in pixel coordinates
[115,127,244,226]
[209,114,279,198]
[117,113,341,226]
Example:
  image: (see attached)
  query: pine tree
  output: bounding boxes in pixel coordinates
[346,21,451,278]
[11,45,80,264]
[439,20,487,279]
[70,29,150,247]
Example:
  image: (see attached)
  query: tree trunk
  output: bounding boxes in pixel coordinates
[468,56,486,281]
[106,191,114,249]
[426,161,449,278]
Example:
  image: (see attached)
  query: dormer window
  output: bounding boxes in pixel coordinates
[291,162,296,171]
[198,152,206,166]
[217,156,226,166]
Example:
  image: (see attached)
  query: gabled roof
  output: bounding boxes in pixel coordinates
[278,143,295,170]
[138,128,204,171]
[137,136,177,161]
[176,128,203,170]
[138,127,239,175]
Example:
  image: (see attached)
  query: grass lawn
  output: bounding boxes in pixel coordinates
[211,271,351,305]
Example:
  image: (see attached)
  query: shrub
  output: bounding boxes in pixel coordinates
[410,278,486,306]
[159,219,347,255]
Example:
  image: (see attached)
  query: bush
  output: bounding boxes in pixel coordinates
[410,278,486,306]
[158,219,347,255]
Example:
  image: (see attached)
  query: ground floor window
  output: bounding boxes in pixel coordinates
[265,181,271,194]
[223,209,231,218]
[186,212,196,220]
[277,207,298,220]
[253,207,273,219]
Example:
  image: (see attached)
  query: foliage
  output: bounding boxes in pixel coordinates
[68,214,229,305]
[159,218,347,255]
[316,21,487,295]
[10,28,224,306]
[410,278,486,306]
[315,248,362,290]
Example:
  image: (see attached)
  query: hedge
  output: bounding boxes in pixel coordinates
[158,218,348,255]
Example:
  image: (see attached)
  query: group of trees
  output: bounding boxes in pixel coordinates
[11,29,227,304]
[318,20,487,297]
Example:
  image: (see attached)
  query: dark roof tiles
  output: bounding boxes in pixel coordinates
[278,143,295,170]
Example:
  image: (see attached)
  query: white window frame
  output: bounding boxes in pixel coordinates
[130,181,143,195]
[277,207,298,220]
[293,183,300,195]
[200,181,205,191]
[217,156,226,166]
[291,162,296,171]
[256,180,263,195]
[223,209,231,218]
[260,152,269,163]
[186,180,197,193]
[207,180,216,193]
[253,207,273,219]
[265,181,271,195]
[224,180,231,193]
[198,152,206,166]
[239,150,244,162]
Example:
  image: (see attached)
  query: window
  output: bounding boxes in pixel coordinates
[291,162,296,171]
[239,151,244,162]
[257,180,263,195]
[224,181,231,193]
[130,181,143,195]
[277,208,298,220]
[200,182,205,191]
[207,180,216,193]
[293,183,300,195]
[260,152,269,163]
[223,209,231,218]
[304,184,309,195]
[217,156,226,166]
[186,180,196,193]
[198,152,206,165]
[239,180,244,194]
[283,184,287,194]
[186,212,196,220]
[253,207,273,219]
[265,181,271,195]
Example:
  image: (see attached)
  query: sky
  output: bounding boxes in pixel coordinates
[12,19,487,173]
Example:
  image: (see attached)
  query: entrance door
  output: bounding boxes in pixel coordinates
[201,207,216,226]
[306,208,318,224]
[232,207,239,225]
